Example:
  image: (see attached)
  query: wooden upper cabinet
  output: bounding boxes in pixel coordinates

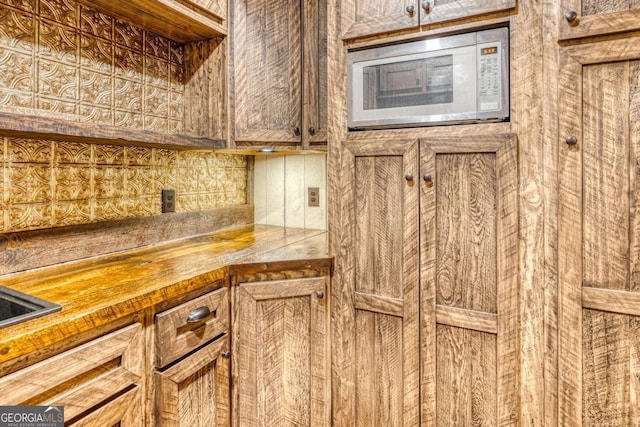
[559,0,640,41]
[558,38,640,426]
[341,0,516,40]
[233,0,326,148]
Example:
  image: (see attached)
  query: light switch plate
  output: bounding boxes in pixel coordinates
[308,187,320,207]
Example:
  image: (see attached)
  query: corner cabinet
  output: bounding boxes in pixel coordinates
[332,135,520,425]
[232,276,330,426]
[0,324,145,426]
[233,0,327,149]
[341,0,516,40]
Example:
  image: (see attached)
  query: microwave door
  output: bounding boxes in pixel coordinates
[350,44,478,128]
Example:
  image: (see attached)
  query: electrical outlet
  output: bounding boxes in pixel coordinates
[308,187,320,207]
[162,189,176,213]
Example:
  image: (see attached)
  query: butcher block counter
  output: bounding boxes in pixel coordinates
[0,225,330,375]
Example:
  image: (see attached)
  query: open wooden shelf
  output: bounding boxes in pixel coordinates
[0,112,226,150]
[78,0,227,43]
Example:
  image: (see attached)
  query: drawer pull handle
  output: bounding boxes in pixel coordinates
[187,306,211,323]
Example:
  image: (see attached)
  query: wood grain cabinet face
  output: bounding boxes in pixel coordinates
[419,135,519,425]
[559,0,640,41]
[341,0,515,40]
[155,337,231,427]
[558,40,640,426]
[0,323,144,426]
[233,0,327,148]
[155,286,229,368]
[233,276,330,426]
[333,140,421,426]
[333,135,518,425]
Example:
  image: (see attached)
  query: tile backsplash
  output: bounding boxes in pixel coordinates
[0,0,185,132]
[0,137,247,232]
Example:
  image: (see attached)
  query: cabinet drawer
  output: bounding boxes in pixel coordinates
[155,286,229,367]
[0,323,144,424]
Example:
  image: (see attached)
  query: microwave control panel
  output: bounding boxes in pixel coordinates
[477,42,502,112]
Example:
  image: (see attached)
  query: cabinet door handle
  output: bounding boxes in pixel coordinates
[309,127,316,135]
[186,306,211,323]
[564,10,579,25]
[315,290,325,299]
[565,135,578,146]
[422,1,431,12]
[293,126,301,136]
[405,173,414,181]
[406,4,415,14]
[221,350,231,358]
[423,173,432,182]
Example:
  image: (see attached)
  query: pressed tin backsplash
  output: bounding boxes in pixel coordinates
[0,0,185,131]
[0,137,248,232]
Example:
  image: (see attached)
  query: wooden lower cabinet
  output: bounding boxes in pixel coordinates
[0,323,144,426]
[155,336,231,426]
[232,276,330,427]
[333,135,519,425]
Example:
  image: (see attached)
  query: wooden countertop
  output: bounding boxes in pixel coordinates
[0,225,330,372]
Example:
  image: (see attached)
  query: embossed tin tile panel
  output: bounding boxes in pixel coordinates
[0,137,247,232]
[0,0,186,132]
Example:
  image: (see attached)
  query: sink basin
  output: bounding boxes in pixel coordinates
[0,286,61,329]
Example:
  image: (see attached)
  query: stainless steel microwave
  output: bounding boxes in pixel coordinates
[347,27,509,129]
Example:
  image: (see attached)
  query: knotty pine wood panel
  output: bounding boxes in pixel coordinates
[435,153,497,313]
[420,135,518,426]
[558,39,640,425]
[436,325,497,426]
[233,277,329,427]
[233,0,302,143]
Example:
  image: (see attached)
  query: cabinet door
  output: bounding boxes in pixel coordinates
[559,0,640,41]
[0,323,144,426]
[341,0,419,40]
[155,337,231,426]
[302,0,327,148]
[558,39,640,426]
[233,276,329,427]
[332,140,420,426]
[342,0,515,40]
[234,0,302,145]
[419,0,515,28]
[420,135,519,426]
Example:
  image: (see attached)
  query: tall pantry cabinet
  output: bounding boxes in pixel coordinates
[332,134,519,425]
[557,34,640,426]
